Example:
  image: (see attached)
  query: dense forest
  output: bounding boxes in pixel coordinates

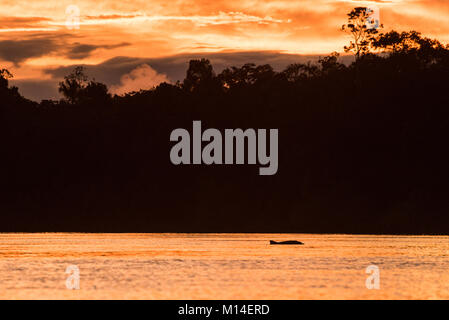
[1,8,449,233]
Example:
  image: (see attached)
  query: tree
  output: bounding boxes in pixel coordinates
[342,7,382,59]
[182,59,218,93]
[82,81,110,103]
[59,66,110,104]
[0,68,13,89]
[318,52,346,75]
[58,66,89,104]
[373,31,444,53]
[281,63,320,82]
[371,30,448,68]
[218,63,275,90]
[371,30,403,53]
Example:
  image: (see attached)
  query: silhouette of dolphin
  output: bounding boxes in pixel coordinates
[270,240,304,245]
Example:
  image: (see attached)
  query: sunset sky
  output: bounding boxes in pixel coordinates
[1,0,449,100]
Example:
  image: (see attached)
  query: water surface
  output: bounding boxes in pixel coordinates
[0,233,448,299]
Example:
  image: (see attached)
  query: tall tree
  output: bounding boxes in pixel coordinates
[342,7,381,59]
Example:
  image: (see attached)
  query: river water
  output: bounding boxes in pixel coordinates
[0,233,448,299]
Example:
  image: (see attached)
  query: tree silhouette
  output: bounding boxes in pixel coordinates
[372,30,447,66]
[280,62,320,82]
[58,66,89,104]
[318,52,345,75]
[59,66,110,104]
[342,7,382,59]
[218,63,276,91]
[182,59,218,93]
[0,68,13,89]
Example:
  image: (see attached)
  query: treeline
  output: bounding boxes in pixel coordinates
[1,9,449,233]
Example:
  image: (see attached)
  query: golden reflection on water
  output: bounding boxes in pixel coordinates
[0,233,448,299]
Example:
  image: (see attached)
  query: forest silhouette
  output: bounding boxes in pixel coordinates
[1,8,449,233]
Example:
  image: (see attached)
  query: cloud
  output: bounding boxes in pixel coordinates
[0,16,57,32]
[80,11,291,27]
[66,42,130,59]
[0,36,131,64]
[0,16,52,29]
[110,64,170,95]
[3,0,449,61]
[0,38,60,65]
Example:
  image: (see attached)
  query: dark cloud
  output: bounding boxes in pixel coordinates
[66,42,130,59]
[0,37,131,64]
[0,38,60,65]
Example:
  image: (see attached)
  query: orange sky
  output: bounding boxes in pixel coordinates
[1,0,449,100]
